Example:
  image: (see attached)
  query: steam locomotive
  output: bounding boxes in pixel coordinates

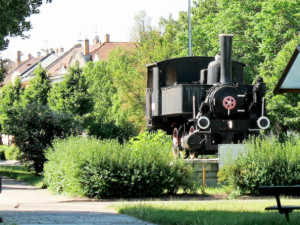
[145,34,270,157]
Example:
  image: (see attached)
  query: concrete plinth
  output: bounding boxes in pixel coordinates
[185,158,219,187]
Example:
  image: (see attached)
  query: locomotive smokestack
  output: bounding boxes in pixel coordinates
[219,34,233,83]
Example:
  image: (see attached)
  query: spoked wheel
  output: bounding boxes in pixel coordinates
[188,126,199,159]
[172,126,185,158]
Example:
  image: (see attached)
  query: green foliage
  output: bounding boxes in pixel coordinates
[44,131,195,198]
[0,165,43,188]
[107,12,182,131]
[173,0,300,83]
[48,63,93,117]
[260,37,300,133]
[0,77,23,133]
[218,136,300,195]
[0,145,5,159]
[0,145,22,161]
[0,59,8,83]
[82,61,136,139]
[0,145,22,160]
[22,64,51,105]
[5,103,78,173]
[0,0,51,51]
[107,48,147,130]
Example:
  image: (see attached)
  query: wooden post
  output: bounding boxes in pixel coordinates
[202,164,206,194]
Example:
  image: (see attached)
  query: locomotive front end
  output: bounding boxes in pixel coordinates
[183,34,270,155]
[145,34,270,158]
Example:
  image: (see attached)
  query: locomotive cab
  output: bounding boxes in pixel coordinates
[145,34,269,156]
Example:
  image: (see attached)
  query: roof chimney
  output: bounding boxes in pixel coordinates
[60,47,64,53]
[56,48,59,54]
[94,35,100,44]
[104,34,110,43]
[17,51,21,66]
[84,39,89,55]
[46,49,49,55]
[28,54,32,59]
[37,51,41,57]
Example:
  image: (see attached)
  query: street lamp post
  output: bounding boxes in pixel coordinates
[188,0,192,56]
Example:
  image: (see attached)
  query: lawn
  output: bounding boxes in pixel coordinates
[0,165,43,188]
[112,199,300,225]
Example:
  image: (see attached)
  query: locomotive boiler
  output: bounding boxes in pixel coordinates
[145,34,270,157]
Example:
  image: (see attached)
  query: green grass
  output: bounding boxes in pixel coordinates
[0,166,44,188]
[201,186,229,195]
[112,200,300,225]
[176,186,230,196]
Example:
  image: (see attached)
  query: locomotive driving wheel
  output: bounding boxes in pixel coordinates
[172,126,185,158]
[188,126,198,159]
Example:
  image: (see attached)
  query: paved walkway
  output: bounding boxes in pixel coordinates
[0,162,155,225]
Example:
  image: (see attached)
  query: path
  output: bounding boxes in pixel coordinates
[0,161,154,225]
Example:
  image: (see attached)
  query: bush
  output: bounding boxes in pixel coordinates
[0,145,22,160]
[218,136,300,195]
[5,103,79,173]
[44,131,195,198]
[0,146,5,159]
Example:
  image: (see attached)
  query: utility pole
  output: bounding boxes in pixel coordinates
[188,0,192,56]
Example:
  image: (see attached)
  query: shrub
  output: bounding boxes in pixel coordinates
[218,136,300,194]
[0,146,5,159]
[4,146,22,160]
[5,103,79,173]
[0,145,22,160]
[44,131,195,198]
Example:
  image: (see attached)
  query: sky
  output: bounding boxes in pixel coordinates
[1,0,188,61]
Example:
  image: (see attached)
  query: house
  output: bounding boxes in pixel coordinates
[45,44,83,83]
[2,52,46,86]
[1,34,135,85]
[69,34,135,66]
[92,34,135,62]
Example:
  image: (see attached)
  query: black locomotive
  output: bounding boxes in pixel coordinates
[145,34,270,157]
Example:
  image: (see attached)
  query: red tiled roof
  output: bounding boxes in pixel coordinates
[92,42,136,62]
[2,61,17,84]
[46,44,82,77]
[47,42,102,77]
[2,56,45,84]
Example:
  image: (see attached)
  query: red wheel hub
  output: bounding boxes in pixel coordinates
[223,96,236,110]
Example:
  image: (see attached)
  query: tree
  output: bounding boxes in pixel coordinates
[48,63,93,117]
[107,48,147,131]
[0,0,52,51]
[0,59,8,83]
[130,10,153,44]
[82,61,136,139]
[0,77,23,133]
[0,0,52,83]
[171,0,299,83]
[22,64,51,106]
[6,102,78,173]
[105,12,183,132]
[167,0,299,132]
[260,37,300,135]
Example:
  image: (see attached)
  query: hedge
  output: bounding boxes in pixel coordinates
[218,135,300,195]
[43,131,195,198]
